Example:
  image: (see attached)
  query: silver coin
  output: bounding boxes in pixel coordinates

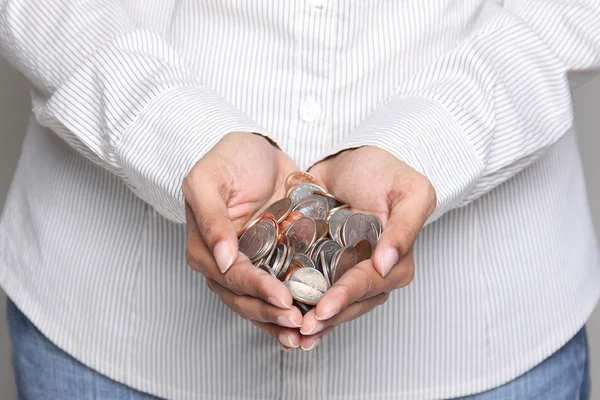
[285,217,316,254]
[238,220,275,262]
[288,267,328,293]
[288,183,326,207]
[276,244,294,280]
[285,281,324,305]
[365,214,383,238]
[307,238,328,261]
[328,209,354,241]
[264,198,293,223]
[330,246,358,284]
[313,191,344,210]
[320,251,332,288]
[269,244,286,276]
[260,237,279,266]
[320,239,342,266]
[293,300,312,315]
[292,253,316,270]
[293,194,329,221]
[258,263,277,277]
[342,213,379,251]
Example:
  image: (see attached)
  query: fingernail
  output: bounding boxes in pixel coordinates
[315,308,338,321]
[268,296,292,309]
[278,333,297,348]
[301,338,320,351]
[214,241,234,273]
[277,314,301,328]
[279,343,291,351]
[300,322,325,336]
[380,247,399,277]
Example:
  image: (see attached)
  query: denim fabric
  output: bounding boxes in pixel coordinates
[457,327,589,400]
[7,298,590,400]
[7,299,160,400]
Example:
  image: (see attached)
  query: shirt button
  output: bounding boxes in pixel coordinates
[307,0,326,8]
[299,98,321,123]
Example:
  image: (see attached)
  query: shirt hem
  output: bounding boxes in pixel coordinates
[0,265,598,400]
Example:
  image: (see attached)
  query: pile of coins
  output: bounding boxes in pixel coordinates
[237,172,382,314]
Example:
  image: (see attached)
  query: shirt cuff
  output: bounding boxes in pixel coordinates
[311,96,484,224]
[116,86,267,223]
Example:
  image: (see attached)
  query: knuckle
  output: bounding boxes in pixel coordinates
[355,265,376,295]
[253,273,275,297]
[377,292,390,306]
[229,296,247,318]
[334,283,354,304]
[199,215,222,242]
[224,270,244,294]
[185,246,202,272]
[391,266,414,290]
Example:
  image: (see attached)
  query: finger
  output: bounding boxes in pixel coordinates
[299,326,335,351]
[373,175,433,277]
[313,253,414,320]
[301,292,389,337]
[183,166,238,273]
[186,232,293,308]
[206,279,302,327]
[251,321,301,349]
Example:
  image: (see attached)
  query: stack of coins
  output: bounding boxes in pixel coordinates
[237,172,382,314]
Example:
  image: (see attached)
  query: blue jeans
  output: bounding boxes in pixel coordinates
[7,299,590,399]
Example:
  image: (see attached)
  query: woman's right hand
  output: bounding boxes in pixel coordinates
[183,131,304,349]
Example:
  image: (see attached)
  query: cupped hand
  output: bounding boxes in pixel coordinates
[183,131,303,349]
[298,146,436,350]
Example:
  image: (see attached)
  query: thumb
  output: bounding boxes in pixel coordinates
[183,174,238,274]
[372,196,424,278]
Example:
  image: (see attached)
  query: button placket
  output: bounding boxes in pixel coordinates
[299,97,321,123]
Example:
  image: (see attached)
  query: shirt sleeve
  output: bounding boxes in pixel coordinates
[310,0,600,224]
[0,1,267,223]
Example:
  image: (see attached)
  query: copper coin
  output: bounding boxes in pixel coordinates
[342,213,379,251]
[354,239,373,264]
[277,232,289,246]
[285,172,318,191]
[283,260,303,281]
[330,246,358,284]
[279,210,304,231]
[293,194,329,220]
[315,219,329,240]
[264,198,293,223]
[287,183,326,207]
[328,209,353,242]
[284,217,316,254]
[327,203,351,218]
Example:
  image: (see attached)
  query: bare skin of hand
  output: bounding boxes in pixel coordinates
[297,145,437,350]
[183,131,304,349]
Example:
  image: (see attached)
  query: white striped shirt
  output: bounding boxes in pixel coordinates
[1,1,600,398]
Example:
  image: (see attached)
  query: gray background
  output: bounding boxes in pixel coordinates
[0,58,599,399]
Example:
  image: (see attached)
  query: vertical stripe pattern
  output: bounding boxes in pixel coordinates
[0,1,599,399]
